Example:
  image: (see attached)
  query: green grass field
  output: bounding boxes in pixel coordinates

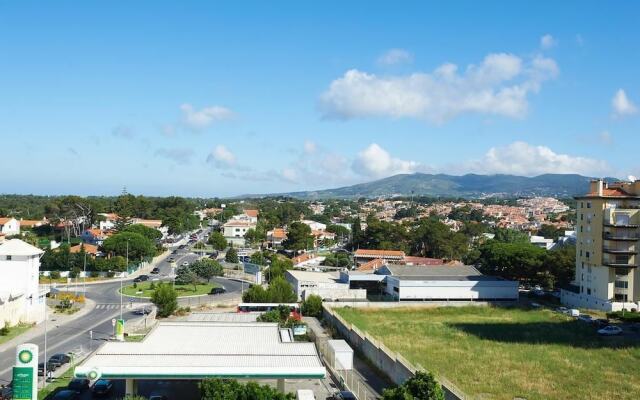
[120,281,219,298]
[335,306,640,400]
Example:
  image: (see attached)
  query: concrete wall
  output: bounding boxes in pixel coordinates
[561,288,639,312]
[323,306,468,400]
[324,300,511,309]
[302,288,367,301]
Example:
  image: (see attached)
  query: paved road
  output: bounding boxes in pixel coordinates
[0,233,243,385]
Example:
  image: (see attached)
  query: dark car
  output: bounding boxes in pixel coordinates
[91,379,113,396]
[335,391,357,400]
[0,382,12,400]
[150,267,160,274]
[51,390,80,400]
[38,361,58,376]
[133,275,149,283]
[49,353,71,367]
[134,306,153,315]
[68,379,90,392]
[210,287,226,295]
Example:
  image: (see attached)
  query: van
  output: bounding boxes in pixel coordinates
[296,389,315,400]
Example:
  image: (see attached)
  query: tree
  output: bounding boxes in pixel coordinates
[242,284,270,303]
[175,266,200,291]
[191,259,223,282]
[266,255,292,281]
[327,224,350,240]
[250,251,266,265]
[208,231,228,251]
[493,228,529,244]
[301,294,323,318]
[103,232,156,260]
[282,221,313,251]
[200,378,294,400]
[383,371,445,400]
[225,247,239,263]
[123,224,162,241]
[151,283,178,317]
[266,277,297,303]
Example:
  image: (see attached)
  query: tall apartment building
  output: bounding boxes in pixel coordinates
[561,179,640,311]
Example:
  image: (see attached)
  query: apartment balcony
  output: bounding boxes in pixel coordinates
[603,247,638,255]
[603,232,640,241]
[604,223,640,228]
[604,262,638,268]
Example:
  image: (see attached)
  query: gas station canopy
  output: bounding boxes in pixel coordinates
[74,321,325,380]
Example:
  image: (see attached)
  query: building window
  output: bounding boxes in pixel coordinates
[587,288,591,295]
[581,262,584,269]
[581,202,584,208]
[580,226,583,232]
[615,281,628,289]
[580,213,584,221]
[586,251,590,259]
[580,250,583,257]
[587,202,592,209]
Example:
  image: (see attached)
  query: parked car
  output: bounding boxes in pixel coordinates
[593,318,609,328]
[92,379,113,396]
[210,287,226,295]
[67,379,90,392]
[578,315,593,323]
[0,383,12,400]
[328,391,357,400]
[38,361,58,376]
[134,306,153,315]
[51,390,80,400]
[49,353,71,367]
[168,257,175,262]
[598,325,623,336]
[555,306,568,314]
[150,267,160,274]
[133,275,149,283]
[148,392,168,400]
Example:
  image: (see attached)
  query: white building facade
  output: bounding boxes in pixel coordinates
[0,217,20,236]
[0,239,47,326]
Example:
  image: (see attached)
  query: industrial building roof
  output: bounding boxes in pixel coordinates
[381,264,482,277]
[286,269,339,283]
[75,321,325,380]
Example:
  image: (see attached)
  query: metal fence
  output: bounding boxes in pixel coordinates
[316,340,377,400]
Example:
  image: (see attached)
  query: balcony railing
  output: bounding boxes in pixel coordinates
[603,247,638,254]
[604,223,640,228]
[603,232,640,241]
[604,262,638,268]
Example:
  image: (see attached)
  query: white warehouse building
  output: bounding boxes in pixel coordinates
[341,264,519,302]
[285,270,367,301]
[0,239,47,326]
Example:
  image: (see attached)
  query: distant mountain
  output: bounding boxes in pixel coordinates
[272,173,616,199]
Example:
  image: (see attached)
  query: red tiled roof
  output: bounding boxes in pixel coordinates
[354,249,405,258]
[69,243,99,255]
[291,253,316,264]
[0,217,14,225]
[402,256,445,266]
[586,187,631,197]
[357,258,385,271]
[244,209,259,218]
[270,228,287,239]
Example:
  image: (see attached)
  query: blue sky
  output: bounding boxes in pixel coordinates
[0,1,638,197]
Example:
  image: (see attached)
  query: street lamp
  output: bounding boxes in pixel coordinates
[121,239,129,321]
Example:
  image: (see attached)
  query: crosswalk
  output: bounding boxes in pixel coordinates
[95,304,121,310]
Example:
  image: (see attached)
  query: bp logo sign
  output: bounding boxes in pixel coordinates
[87,368,101,380]
[18,350,33,364]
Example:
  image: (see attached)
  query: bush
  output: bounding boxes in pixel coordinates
[133,281,138,289]
[0,322,10,336]
[89,270,100,278]
[225,247,239,263]
[149,281,156,290]
[383,370,445,400]
[301,294,323,318]
[606,310,640,322]
[106,271,116,278]
[69,267,81,279]
[49,270,61,280]
[151,283,178,318]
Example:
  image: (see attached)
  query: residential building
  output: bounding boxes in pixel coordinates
[562,179,640,311]
[81,228,111,246]
[69,243,99,257]
[0,217,20,236]
[267,228,287,247]
[301,220,326,232]
[530,235,554,250]
[0,239,47,325]
[285,270,366,301]
[222,220,256,247]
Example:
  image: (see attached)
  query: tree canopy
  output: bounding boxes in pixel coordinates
[102,231,156,260]
[282,221,313,251]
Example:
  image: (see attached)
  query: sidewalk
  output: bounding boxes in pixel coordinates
[0,298,96,354]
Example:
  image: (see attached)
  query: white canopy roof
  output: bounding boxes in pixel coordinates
[75,321,325,380]
[0,239,44,256]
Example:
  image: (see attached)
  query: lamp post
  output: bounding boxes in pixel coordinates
[121,239,129,321]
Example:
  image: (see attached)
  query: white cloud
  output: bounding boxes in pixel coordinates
[464,141,610,176]
[612,89,637,117]
[377,48,413,66]
[540,34,557,50]
[206,145,237,169]
[180,104,234,130]
[155,148,194,165]
[112,125,134,139]
[352,143,421,178]
[320,52,558,123]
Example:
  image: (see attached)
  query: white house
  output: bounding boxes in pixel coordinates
[222,220,256,247]
[285,270,366,301]
[301,220,326,232]
[0,217,20,236]
[0,239,47,325]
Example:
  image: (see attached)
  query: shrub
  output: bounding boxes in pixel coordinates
[200,378,294,400]
[149,281,156,290]
[383,370,445,400]
[0,322,10,336]
[89,270,100,278]
[133,282,138,289]
[151,283,178,318]
[301,294,323,318]
[49,270,61,280]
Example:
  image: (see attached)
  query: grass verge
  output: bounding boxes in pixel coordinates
[335,305,640,400]
[119,281,219,298]
[0,323,33,346]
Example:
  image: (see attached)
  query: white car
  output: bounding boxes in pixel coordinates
[597,325,623,336]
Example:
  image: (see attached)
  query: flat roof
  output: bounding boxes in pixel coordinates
[392,275,508,282]
[75,321,325,380]
[286,270,337,283]
[382,264,482,277]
